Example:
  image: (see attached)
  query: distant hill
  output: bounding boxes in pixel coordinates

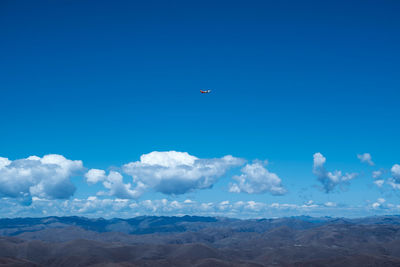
[1,215,400,266]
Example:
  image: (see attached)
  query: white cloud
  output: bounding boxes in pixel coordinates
[372,202,380,209]
[140,151,197,167]
[391,164,400,182]
[0,154,83,204]
[371,198,386,209]
[73,197,130,214]
[229,162,286,195]
[302,200,319,208]
[138,198,195,213]
[324,202,336,207]
[0,157,11,169]
[388,182,400,190]
[1,196,397,219]
[85,169,107,184]
[244,200,264,211]
[357,153,374,166]
[374,179,385,187]
[86,170,146,199]
[269,203,299,209]
[304,200,314,206]
[217,200,231,211]
[388,164,400,190]
[372,170,383,179]
[102,171,146,199]
[313,153,357,193]
[122,151,245,195]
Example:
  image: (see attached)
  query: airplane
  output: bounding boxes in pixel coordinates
[200,89,211,94]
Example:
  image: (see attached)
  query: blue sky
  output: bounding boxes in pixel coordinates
[1,0,400,218]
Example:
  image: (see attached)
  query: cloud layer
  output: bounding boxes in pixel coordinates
[1,150,395,219]
[1,196,397,219]
[229,162,286,195]
[0,154,83,204]
[313,153,357,193]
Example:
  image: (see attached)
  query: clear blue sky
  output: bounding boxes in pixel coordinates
[1,0,400,218]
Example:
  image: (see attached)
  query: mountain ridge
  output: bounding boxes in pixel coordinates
[1,215,400,266]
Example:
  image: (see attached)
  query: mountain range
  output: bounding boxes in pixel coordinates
[1,215,400,266]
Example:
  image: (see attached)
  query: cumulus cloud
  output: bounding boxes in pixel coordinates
[229,162,286,195]
[122,151,245,195]
[391,164,400,182]
[0,157,11,169]
[85,169,107,184]
[374,179,385,187]
[371,198,386,209]
[313,153,357,193]
[372,170,385,188]
[86,170,146,199]
[388,164,400,190]
[357,153,374,166]
[0,154,83,204]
